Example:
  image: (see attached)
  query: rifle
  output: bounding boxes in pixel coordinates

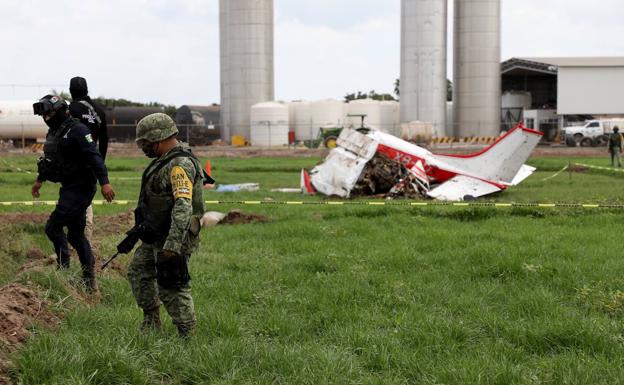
[101,252,119,270]
[100,226,142,270]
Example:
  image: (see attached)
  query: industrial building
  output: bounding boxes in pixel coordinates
[501,57,624,141]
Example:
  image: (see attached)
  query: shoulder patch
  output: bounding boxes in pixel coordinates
[85,133,94,144]
[171,166,192,199]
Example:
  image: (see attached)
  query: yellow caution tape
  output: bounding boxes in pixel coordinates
[576,163,624,173]
[1,200,623,209]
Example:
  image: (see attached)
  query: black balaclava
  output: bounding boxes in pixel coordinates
[45,108,68,130]
[69,76,89,99]
[140,141,159,158]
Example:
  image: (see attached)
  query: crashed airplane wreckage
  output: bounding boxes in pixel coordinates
[301,124,543,201]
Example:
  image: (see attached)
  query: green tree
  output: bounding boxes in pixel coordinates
[94,97,177,119]
[344,90,396,103]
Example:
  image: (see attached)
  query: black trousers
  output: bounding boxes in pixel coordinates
[45,183,96,274]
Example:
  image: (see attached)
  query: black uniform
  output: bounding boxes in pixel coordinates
[38,116,109,276]
[69,77,109,159]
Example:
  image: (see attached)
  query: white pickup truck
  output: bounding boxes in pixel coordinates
[563,119,624,147]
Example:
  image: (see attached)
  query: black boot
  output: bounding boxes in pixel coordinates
[82,268,98,293]
[142,307,162,331]
[56,249,70,270]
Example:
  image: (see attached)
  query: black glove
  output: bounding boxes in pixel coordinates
[156,251,190,289]
[116,227,141,254]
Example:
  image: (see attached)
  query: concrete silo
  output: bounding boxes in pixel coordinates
[400,0,448,137]
[453,0,501,137]
[219,0,275,142]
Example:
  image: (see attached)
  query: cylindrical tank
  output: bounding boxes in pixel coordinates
[175,105,221,145]
[291,101,313,140]
[0,101,47,140]
[453,0,501,137]
[219,0,230,142]
[502,92,532,109]
[108,107,164,142]
[250,102,289,147]
[310,98,344,127]
[219,0,275,143]
[400,0,448,137]
[379,101,400,135]
[346,99,382,129]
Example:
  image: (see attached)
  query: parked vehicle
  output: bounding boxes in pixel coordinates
[563,119,624,147]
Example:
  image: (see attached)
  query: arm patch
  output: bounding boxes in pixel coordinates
[170,166,193,199]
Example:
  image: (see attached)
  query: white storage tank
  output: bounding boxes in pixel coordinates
[502,91,532,109]
[379,101,400,135]
[310,99,345,129]
[250,102,289,147]
[346,99,382,130]
[291,101,314,141]
[0,101,47,140]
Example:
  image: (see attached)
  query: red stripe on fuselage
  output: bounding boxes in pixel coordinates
[376,143,507,189]
[435,125,543,159]
[377,144,456,183]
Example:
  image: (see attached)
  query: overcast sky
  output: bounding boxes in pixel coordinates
[1,0,622,105]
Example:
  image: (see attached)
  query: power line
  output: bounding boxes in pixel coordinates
[0,84,66,88]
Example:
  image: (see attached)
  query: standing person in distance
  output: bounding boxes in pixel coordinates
[31,95,115,292]
[608,126,622,168]
[68,76,109,245]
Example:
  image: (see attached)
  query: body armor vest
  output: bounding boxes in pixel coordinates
[37,119,79,183]
[135,147,206,244]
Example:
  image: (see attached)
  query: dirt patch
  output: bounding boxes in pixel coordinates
[219,210,269,225]
[0,285,58,346]
[25,247,45,260]
[0,284,60,384]
[93,210,134,238]
[569,164,590,173]
[0,214,48,229]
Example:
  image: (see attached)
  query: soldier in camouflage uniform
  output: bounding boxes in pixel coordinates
[127,113,207,337]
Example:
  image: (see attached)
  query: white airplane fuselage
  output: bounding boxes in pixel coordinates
[304,125,543,201]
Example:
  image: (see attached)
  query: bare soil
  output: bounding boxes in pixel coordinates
[219,210,269,225]
[0,284,60,385]
[0,214,48,228]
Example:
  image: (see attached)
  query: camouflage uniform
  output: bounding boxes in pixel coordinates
[127,113,205,336]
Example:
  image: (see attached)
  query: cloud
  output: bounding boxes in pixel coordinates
[0,0,622,105]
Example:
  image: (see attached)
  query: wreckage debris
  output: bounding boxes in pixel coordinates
[351,153,428,199]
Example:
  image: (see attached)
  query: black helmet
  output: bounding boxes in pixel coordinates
[33,95,68,116]
[69,76,88,98]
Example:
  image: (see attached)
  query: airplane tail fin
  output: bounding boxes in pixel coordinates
[434,124,543,184]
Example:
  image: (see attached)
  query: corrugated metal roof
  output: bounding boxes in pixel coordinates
[521,57,624,67]
[501,58,558,75]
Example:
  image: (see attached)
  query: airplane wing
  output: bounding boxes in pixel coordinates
[427,175,502,201]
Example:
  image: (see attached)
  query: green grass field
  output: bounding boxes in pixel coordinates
[2,153,624,384]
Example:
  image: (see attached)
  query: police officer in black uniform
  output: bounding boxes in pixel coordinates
[68,76,108,159]
[68,76,109,245]
[31,95,115,291]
